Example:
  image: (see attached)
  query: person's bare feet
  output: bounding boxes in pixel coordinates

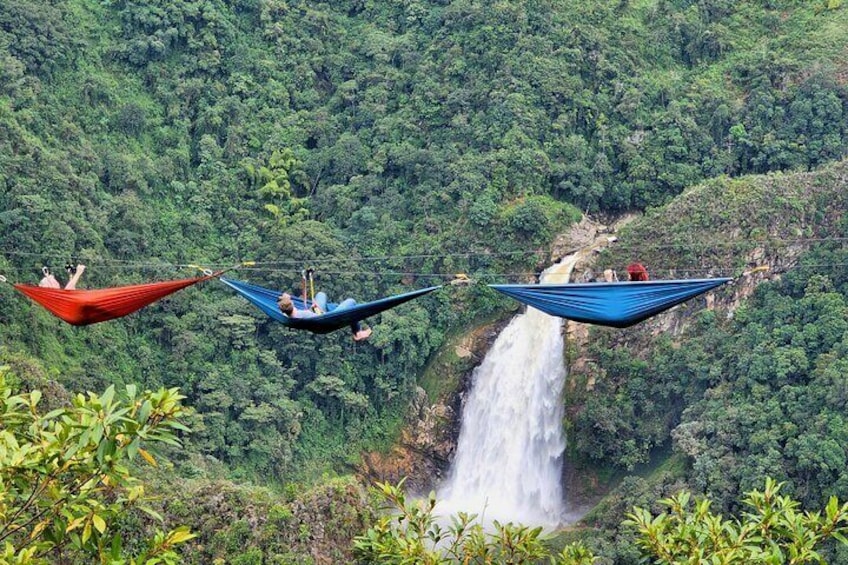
[353,328,372,341]
[65,264,86,290]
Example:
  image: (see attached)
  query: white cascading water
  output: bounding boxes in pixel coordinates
[436,256,577,528]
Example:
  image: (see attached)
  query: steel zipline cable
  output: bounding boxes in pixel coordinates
[0,235,846,265]
[0,235,845,282]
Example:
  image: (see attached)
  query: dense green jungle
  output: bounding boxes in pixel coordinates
[2,0,848,562]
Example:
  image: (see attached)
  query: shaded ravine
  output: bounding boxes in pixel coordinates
[436,256,581,528]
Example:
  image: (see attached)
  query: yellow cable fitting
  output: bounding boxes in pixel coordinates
[450,273,474,286]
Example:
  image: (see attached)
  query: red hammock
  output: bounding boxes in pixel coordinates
[14,273,218,326]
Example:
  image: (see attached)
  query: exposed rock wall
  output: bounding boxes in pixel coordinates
[357,317,512,492]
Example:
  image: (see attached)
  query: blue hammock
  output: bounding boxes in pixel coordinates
[489,278,731,328]
[220,278,442,334]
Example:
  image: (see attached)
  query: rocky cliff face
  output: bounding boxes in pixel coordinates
[357,317,512,492]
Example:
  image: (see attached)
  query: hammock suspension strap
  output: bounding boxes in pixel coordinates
[186,264,215,276]
[449,273,474,286]
[305,267,321,313]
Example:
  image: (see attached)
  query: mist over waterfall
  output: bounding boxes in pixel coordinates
[437,259,576,528]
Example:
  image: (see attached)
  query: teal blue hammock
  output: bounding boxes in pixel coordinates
[220,278,441,334]
[489,278,731,328]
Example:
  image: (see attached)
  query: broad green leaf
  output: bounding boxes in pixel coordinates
[166,527,196,545]
[100,385,116,408]
[92,514,106,534]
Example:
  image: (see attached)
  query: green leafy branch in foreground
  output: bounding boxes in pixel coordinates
[356,478,848,565]
[625,477,848,564]
[352,480,595,564]
[0,367,195,564]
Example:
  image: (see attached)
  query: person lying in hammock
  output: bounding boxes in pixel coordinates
[39,264,86,290]
[277,292,372,341]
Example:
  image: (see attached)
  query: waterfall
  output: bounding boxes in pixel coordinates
[436,257,577,528]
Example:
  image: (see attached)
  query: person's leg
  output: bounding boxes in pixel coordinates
[334,298,356,311]
[39,267,61,288]
[313,291,328,313]
[333,298,371,340]
[39,275,61,288]
[65,264,85,290]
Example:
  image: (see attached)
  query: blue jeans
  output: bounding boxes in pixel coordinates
[313,292,328,312]
[314,293,362,334]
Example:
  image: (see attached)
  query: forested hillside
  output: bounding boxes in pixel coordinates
[560,161,848,562]
[3,0,848,562]
[3,0,847,480]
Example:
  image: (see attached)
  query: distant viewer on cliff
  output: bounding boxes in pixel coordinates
[626,262,649,282]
